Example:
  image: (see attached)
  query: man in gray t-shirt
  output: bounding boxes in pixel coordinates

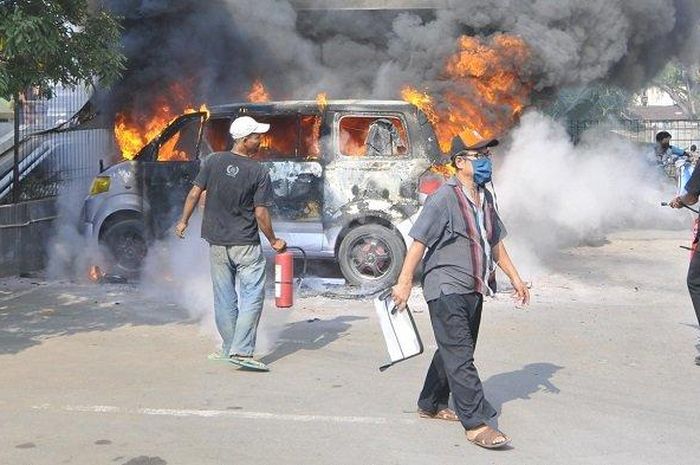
[392,136,529,449]
[176,116,286,371]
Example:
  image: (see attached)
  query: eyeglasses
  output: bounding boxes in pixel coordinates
[454,150,490,162]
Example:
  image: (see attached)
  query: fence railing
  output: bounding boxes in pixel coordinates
[568,118,700,149]
[0,84,104,205]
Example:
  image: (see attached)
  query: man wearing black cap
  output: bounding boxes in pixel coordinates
[392,136,529,449]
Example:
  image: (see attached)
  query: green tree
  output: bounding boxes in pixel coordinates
[545,84,634,121]
[652,61,700,118]
[0,0,125,99]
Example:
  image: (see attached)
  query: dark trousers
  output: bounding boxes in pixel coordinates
[417,292,497,429]
[687,251,700,326]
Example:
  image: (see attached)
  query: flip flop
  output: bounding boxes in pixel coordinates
[466,425,511,449]
[229,356,269,372]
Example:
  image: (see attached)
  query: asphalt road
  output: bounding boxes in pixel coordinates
[1,229,699,465]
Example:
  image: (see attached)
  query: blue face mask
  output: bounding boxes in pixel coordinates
[471,157,493,186]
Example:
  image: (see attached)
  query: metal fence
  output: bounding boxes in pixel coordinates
[568,118,700,149]
[0,84,112,205]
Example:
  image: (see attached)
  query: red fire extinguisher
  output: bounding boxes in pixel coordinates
[275,247,306,308]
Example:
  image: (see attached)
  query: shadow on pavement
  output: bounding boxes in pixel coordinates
[0,281,193,355]
[483,362,564,422]
[260,315,367,365]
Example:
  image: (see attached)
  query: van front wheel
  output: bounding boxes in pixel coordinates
[338,224,405,291]
[101,218,148,277]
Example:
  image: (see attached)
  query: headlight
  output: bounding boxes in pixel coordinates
[89,176,111,195]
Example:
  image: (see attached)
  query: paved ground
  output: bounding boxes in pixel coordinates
[2,229,700,465]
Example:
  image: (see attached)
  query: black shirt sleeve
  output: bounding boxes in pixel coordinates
[193,157,211,189]
[253,169,274,207]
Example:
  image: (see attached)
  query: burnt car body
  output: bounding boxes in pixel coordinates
[81,100,442,289]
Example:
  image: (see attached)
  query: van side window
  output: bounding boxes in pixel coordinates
[339,116,408,157]
[249,115,322,160]
[253,115,298,160]
[157,117,201,162]
[201,117,233,157]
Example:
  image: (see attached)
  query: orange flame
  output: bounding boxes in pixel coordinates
[114,83,209,161]
[88,265,105,282]
[403,33,531,152]
[247,79,270,103]
[316,92,328,111]
[401,87,438,126]
[430,163,456,178]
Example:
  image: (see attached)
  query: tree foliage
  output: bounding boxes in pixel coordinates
[0,0,125,99]
[653,61,700,118]
[545,84,634,121]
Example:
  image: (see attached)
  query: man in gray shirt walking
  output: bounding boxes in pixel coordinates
[392,137,529,449]
[176,116,286,371]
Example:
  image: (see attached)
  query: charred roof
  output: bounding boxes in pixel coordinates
[209,100,417,117]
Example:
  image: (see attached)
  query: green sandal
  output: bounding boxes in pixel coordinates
[229,356,269,372]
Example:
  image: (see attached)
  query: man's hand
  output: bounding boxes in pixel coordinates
[391,282,412,312]
[512,279,530,307]
[175,221,188,239]
[271,238,287,253]
[669,196,684,209]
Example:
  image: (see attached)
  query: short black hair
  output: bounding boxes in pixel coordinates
[450,152,465,170]
[656,131,672,142]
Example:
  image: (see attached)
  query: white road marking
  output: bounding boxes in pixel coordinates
[31,404,417,425]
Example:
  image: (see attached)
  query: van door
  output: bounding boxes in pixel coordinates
[249,113,325,254]
[137,112,206,240]
[324,112,418,218]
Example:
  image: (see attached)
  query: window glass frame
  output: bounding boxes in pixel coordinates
[199,116,233,157]
[335,113,411,159]
[145,113,205,163]
[239,113,322,162]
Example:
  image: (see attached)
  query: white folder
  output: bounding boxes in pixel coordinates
[375,288,424,371]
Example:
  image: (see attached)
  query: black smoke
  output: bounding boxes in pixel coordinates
[98,0,700,122]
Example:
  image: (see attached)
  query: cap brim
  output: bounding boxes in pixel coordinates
[252,123,270,134]
[465,138,499,151]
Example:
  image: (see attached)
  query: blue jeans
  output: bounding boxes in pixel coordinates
[209,244,266,357]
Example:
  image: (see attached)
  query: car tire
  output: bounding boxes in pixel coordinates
[101,218,148,277]
[338,223,406,291]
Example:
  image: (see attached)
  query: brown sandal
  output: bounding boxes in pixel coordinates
[466,425,511,449]
[417,408,459,422]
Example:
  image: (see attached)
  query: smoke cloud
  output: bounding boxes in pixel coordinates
[495,111,687,275]
[139,213,294,354]
[99,0,700,116]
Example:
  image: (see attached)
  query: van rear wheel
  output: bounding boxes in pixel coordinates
[338,224,405,291]
[101,218,148,277]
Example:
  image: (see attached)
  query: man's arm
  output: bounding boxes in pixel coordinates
[391,240,427,310]
[671,163,700,207]
[493,241,530,305]
[673,192,700,207]
[254,206,286,252]
[175,185,203,238]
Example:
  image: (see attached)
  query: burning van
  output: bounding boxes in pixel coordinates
[81,100,443,289]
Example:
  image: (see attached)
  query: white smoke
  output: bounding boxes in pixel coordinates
[139,213,294,354]
[495,111,686,275]
[46,186,101,279]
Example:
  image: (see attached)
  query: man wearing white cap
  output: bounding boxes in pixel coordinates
[176,116,286,371]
